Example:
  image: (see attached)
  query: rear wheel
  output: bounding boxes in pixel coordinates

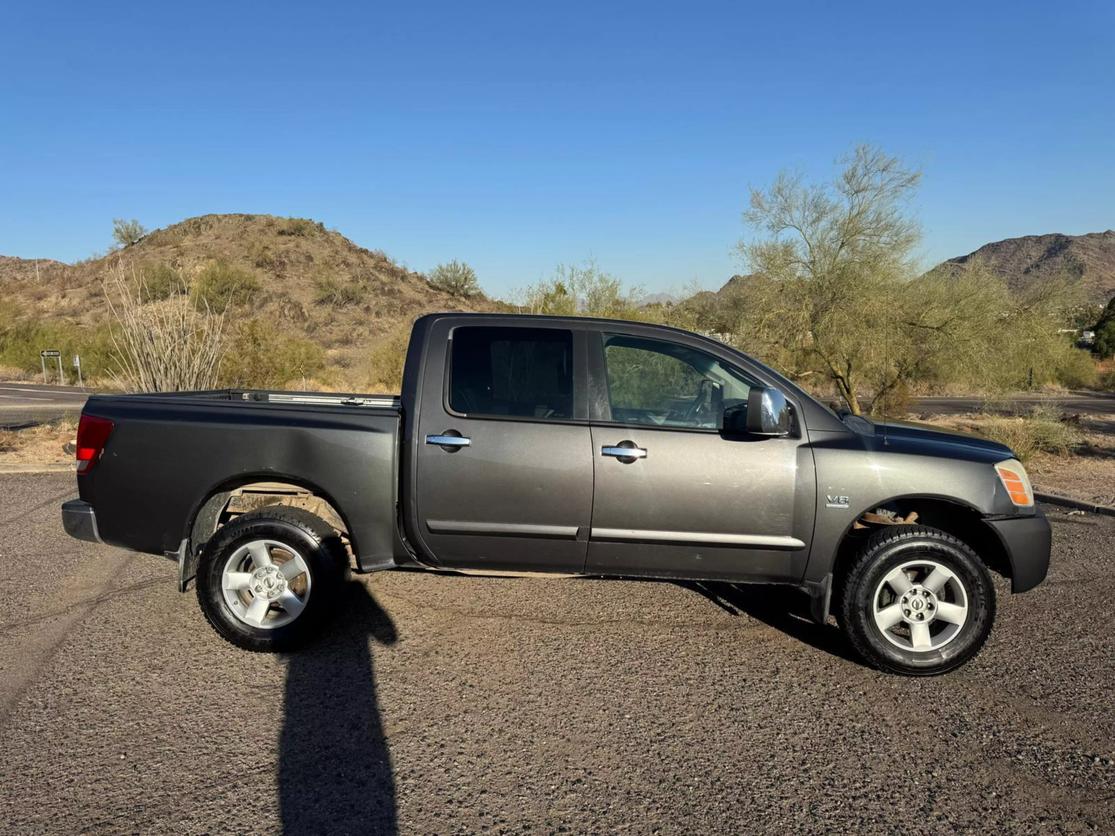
[196,506,348,652]
[840,525,995,675]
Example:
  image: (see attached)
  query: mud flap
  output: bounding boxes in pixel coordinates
[803,573,833,625]
[165,539,193,592]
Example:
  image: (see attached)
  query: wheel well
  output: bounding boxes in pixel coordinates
[833,497,1011,586]
[183,480,352,591]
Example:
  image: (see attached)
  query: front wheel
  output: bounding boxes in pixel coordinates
[839,525,995,676]
[196,506,348,652]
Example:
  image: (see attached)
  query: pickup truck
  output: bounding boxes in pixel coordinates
[61,313,1051,675]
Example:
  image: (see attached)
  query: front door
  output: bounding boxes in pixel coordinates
[413,324,593,572]
[585,332,815,582]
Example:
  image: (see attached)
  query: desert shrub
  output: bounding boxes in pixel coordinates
[969,405,1082,461]
[356,326,412,391]
[0,314,117,384]
[219,319,326,388]
[191,261,261,313]
[1053,347,1098,389]
[429,260,481,297]
[277,218,322,237]
[313,275,366,307]
[112,218,147,248]
[250,243,281,270]
[1098,367,1115,392]
[139,263,186,302]
[104,265,225,392]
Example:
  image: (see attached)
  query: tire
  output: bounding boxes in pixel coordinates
[196,506,349,652]
[839,525,995,676]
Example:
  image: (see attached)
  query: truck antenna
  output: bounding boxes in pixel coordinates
[882,304,890,446]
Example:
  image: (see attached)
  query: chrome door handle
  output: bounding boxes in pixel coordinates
[601,443,647,460]
[426,434,471,448]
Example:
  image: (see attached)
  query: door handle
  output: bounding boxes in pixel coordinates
[426,433,471,450]
[601,442,647,462]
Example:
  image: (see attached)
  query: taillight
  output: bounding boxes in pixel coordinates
[75,414,114,474]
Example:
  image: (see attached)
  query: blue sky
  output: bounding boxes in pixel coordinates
[2,1,1112,298]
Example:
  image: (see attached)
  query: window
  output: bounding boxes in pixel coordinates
[450,327,574,420]
[603,334,752,428]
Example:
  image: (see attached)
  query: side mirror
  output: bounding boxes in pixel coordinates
[722,386,792,437]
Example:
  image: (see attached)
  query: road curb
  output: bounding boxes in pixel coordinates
[0,463,76,474]
[1036,491,1115,517]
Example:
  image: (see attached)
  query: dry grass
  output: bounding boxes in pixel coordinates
[0,417,77,467]
[915,405,1083,461]
[0,364,34,382]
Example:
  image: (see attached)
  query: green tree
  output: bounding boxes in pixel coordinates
[1095,319,1115,360]
[112,218,148,248]
[519,260,647,319]
[1092,298,1115,359]
[735,145,922,414]
[728,146,1093,413]
[429,260,481,297]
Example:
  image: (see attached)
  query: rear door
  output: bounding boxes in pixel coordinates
[410,322,593,572]
[585,330,815,582]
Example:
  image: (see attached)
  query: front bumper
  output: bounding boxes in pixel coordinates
[986,508,1051,593]
[61,499,103,544]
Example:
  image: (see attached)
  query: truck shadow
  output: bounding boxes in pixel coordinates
[678,581,863,666]
[279,580,398,835]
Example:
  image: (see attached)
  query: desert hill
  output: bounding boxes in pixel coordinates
[0,214,493,386]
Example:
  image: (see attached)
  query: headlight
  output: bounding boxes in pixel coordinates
[995,459,1034,508]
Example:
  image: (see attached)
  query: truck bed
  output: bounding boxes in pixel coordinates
[75,389,403,572]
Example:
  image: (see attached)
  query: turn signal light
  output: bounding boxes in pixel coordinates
[75,414,115,474]
[995,460,1034,508]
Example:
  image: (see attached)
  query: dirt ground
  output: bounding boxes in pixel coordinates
[0,418,75,469]
[1028,454,1115,507]
[1031,413,1114,505]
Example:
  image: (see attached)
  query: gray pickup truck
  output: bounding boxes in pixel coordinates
[62,313,1050,675]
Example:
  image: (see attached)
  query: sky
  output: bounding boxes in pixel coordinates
[1,1,1113,298]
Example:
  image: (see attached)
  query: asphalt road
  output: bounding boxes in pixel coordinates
[1,473,1114,833]
[0,382,89,428]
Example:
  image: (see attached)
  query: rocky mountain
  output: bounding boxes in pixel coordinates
[935,230,1115,306]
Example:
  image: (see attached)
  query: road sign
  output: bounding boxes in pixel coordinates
[40,349,64,384]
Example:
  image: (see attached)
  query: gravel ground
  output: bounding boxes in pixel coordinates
[1,473,1113,834]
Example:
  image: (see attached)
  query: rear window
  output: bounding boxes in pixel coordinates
[449,327,574,420]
